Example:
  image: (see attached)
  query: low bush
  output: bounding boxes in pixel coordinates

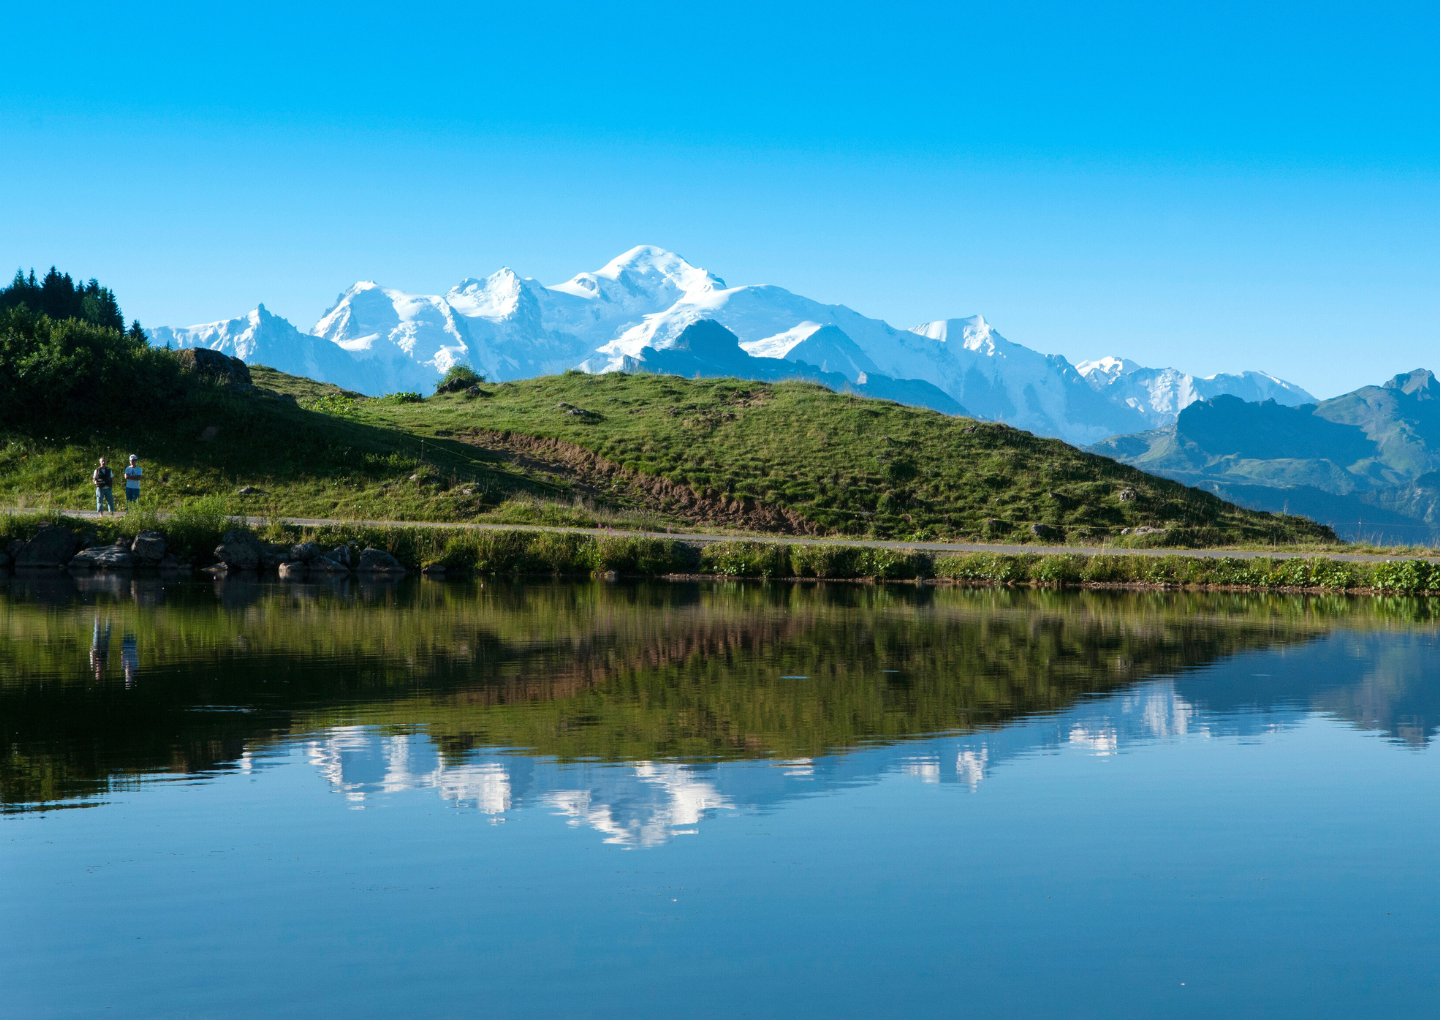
[301,393,362,418]
[0,308,185,432]
[435,364,484,394]
[161,495,233,558]
[699,541,791,578]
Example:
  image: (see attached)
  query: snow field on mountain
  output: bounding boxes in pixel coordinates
[148,245,1314,445]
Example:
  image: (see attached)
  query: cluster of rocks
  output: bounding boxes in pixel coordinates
[0,524,187,572]
[211,531,404,578]
[0,522,406,579]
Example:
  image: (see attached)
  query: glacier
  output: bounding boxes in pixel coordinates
[148,245,1314,445]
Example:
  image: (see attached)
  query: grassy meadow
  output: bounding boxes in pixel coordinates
[0,363,1336,546]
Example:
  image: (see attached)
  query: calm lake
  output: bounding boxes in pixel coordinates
[3,576,1439,1019]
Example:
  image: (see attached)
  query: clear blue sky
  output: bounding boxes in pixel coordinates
[3,1,1436,398]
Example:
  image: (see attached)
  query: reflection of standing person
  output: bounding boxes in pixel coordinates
[93,457,115,514]
[90,617,111,680]
[123,454,142,505]
[122,631,138,688]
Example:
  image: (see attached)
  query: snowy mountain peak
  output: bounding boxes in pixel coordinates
[1076,356,1143,389]
[446,268,539,324]
[312,279,470,377]
[597,245,725,290]
[150,245,1318,446]
[909,315,998,353]
[551,246,724,306]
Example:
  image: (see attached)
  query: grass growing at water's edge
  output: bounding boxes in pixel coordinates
[1,363,1336,547]
[8,506,1440,595]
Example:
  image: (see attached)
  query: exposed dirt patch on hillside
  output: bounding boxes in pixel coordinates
[458,429,825,535]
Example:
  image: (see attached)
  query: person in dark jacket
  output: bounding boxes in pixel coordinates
[94,457,115,514]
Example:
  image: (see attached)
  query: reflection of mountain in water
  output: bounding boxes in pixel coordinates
[2,578,1439,814]
[296,630,1425,847]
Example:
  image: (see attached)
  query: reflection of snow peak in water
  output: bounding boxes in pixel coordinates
[546,765,732,847]
[306,729,512,814]
[297,679,1248,846]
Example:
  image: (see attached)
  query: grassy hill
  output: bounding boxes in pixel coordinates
[0,363,1334,546]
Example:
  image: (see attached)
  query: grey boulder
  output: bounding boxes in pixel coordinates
[277,561,309,579]
[130,530,167,564]
[290,541,324,562]
[70,544,135,570]
[14,526,81,567]
[308,556,350,574]
[174,347,251,385]
[357,548,405,574]
[213,529,264,570]
[327,545,354,568]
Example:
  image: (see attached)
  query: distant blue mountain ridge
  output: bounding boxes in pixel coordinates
[618,320,968,416]
[1088,369,1440,542]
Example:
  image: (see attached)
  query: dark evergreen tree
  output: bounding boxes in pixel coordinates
[0,266,125,331]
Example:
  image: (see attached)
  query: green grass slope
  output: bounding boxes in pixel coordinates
[0,365,1334,545]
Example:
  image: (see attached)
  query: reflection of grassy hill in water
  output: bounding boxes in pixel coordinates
[1,360,1332,545]
[7,581,1434,811]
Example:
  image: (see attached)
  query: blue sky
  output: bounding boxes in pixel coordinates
[2,1,1436,398]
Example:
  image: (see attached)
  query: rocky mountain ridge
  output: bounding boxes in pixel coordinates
[149,245,1313,444]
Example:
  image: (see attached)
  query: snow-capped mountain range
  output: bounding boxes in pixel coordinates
[148,245,1314,445]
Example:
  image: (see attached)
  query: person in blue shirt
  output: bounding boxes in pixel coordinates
[123,454,142,505]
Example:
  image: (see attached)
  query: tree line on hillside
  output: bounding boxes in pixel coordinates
[2,267,144,339]
[0,267,180,431]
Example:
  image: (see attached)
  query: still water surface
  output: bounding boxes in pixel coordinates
[3,576,1439,1018]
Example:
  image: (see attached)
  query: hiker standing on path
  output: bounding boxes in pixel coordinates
[123,454,142,505]
[93,457,115,514]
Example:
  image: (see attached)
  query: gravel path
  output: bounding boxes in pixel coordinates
[22,508,1434,565]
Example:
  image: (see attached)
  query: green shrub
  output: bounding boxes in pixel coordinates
[163,495,232,558]
[435,364,484,394]
[377,391,424,404]
[1311,560,1359,590]
[1371,559,1435,593]
[933,553,1032,583]
[790,544,865,578]
[584,537,694,574]
[863,548,927,579]
[0,308,185,432]
[302,393,362,418]
[700,541,791,578]
[1033,553,1085,584]
[116,496,165,537]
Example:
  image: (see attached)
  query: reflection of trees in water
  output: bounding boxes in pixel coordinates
[1,579,1436,811]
